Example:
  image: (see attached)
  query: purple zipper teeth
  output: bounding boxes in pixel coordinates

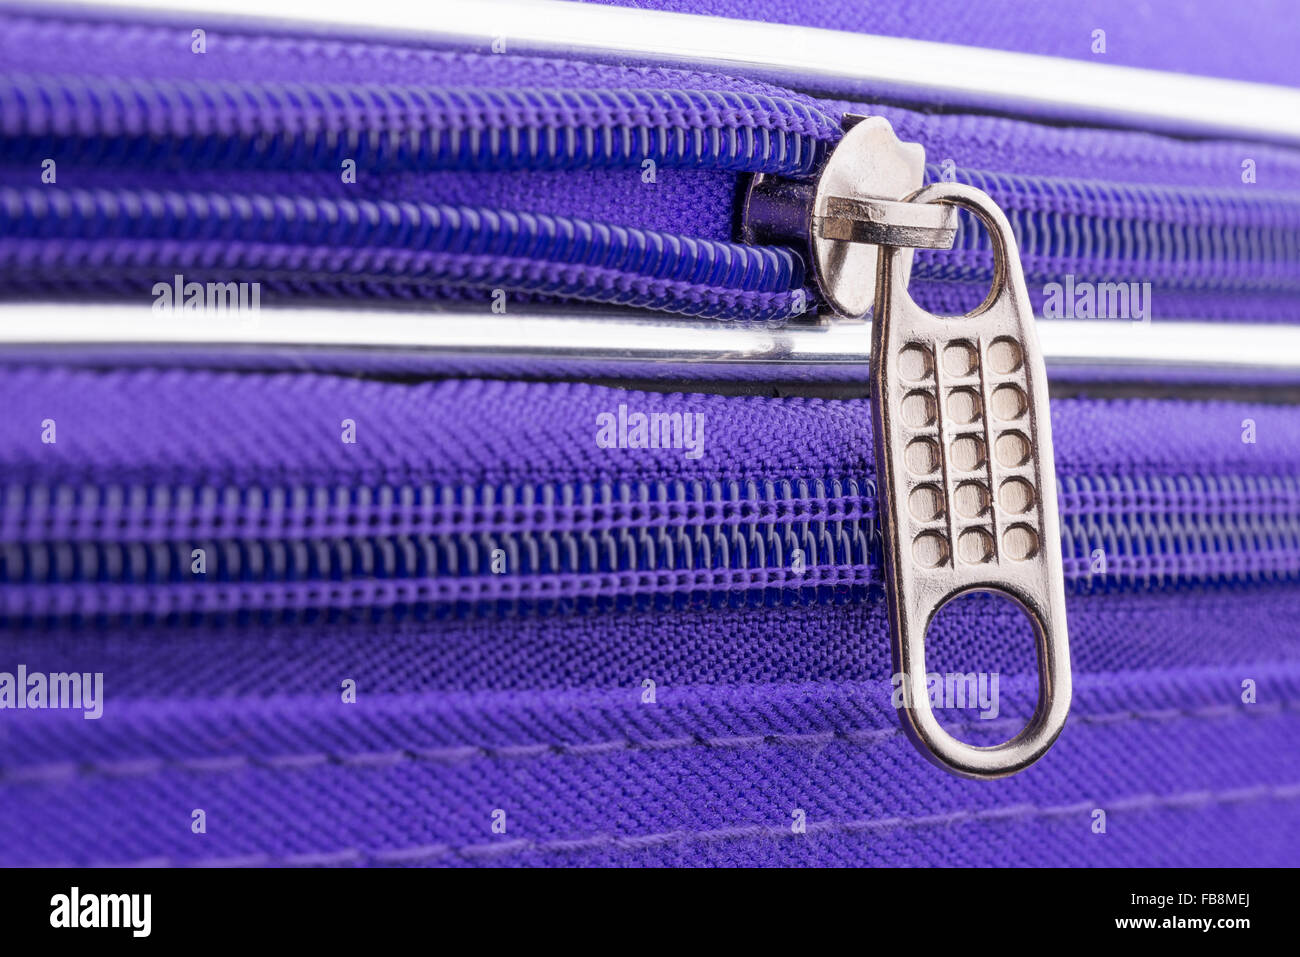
[0,186,798,287]
[1060,472,1300,513]
[0,565,870,621]
[0,481,873,543]
[0,74,834,175]
[0,240,807,322]
[3,470,1300,622]
[3,78,1297,315]
[916,166,1300,294]
[2,12,1298,323]
[0,190,807,320]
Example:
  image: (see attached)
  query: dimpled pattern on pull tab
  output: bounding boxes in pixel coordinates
[901,333,1041,569]
[869,182,1072,780]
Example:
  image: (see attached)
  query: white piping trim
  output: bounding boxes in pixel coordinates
[1,304,1298,378]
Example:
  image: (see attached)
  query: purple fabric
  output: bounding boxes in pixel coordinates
[1,2,1298,867]
[1,654,1298,866]
[576,0,1300,88]
[2,368,1299,485]
[0,369,1298,865]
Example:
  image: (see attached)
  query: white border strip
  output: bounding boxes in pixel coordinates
[1,304,1298,377]
[33,0,1300,144]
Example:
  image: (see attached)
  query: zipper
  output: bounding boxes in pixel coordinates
[3,467,1298,615]
[26,0,1300,143]
[739,121,1070,775]
[1,108,1079,778]
[2,72,1298,322]
[0,74,834,175]
[3,5,1299,779]
[0,187,807,322]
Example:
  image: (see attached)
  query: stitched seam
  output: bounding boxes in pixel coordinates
[7,698,1296,785]
[77,781,1300,868]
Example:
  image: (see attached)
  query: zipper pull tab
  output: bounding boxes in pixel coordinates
[741,114,1071,776]
[865,182,1072,778]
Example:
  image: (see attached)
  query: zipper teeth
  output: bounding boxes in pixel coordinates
[1,240,808,323]
[0,74,834,176]
[3,170,1295,320]
[0,187,807,321]
[921,166,1300,293]
[0,187,800,290]
[2,82,1297,317]
[1059,473,1300,589]
[0,479,875,542]
[3,471,1300,621]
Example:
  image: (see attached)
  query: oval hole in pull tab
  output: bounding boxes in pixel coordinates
[892,582,1069,780]
[919,590,1040,748]
[870,181,1071,780]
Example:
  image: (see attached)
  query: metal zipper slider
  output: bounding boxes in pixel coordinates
[865,183,1071,779]
[740,114,937,318]
[742,115,1071,777]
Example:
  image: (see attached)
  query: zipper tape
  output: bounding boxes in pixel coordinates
[40,0,1300,145]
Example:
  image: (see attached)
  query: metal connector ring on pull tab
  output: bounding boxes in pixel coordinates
[869,182,1072,780]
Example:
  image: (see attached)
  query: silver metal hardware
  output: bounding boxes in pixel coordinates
[744,114,1072,776]
[868,182,1071,778]
[746,118,1070,777]
[818,196,958,248]
[742,115,936,318]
